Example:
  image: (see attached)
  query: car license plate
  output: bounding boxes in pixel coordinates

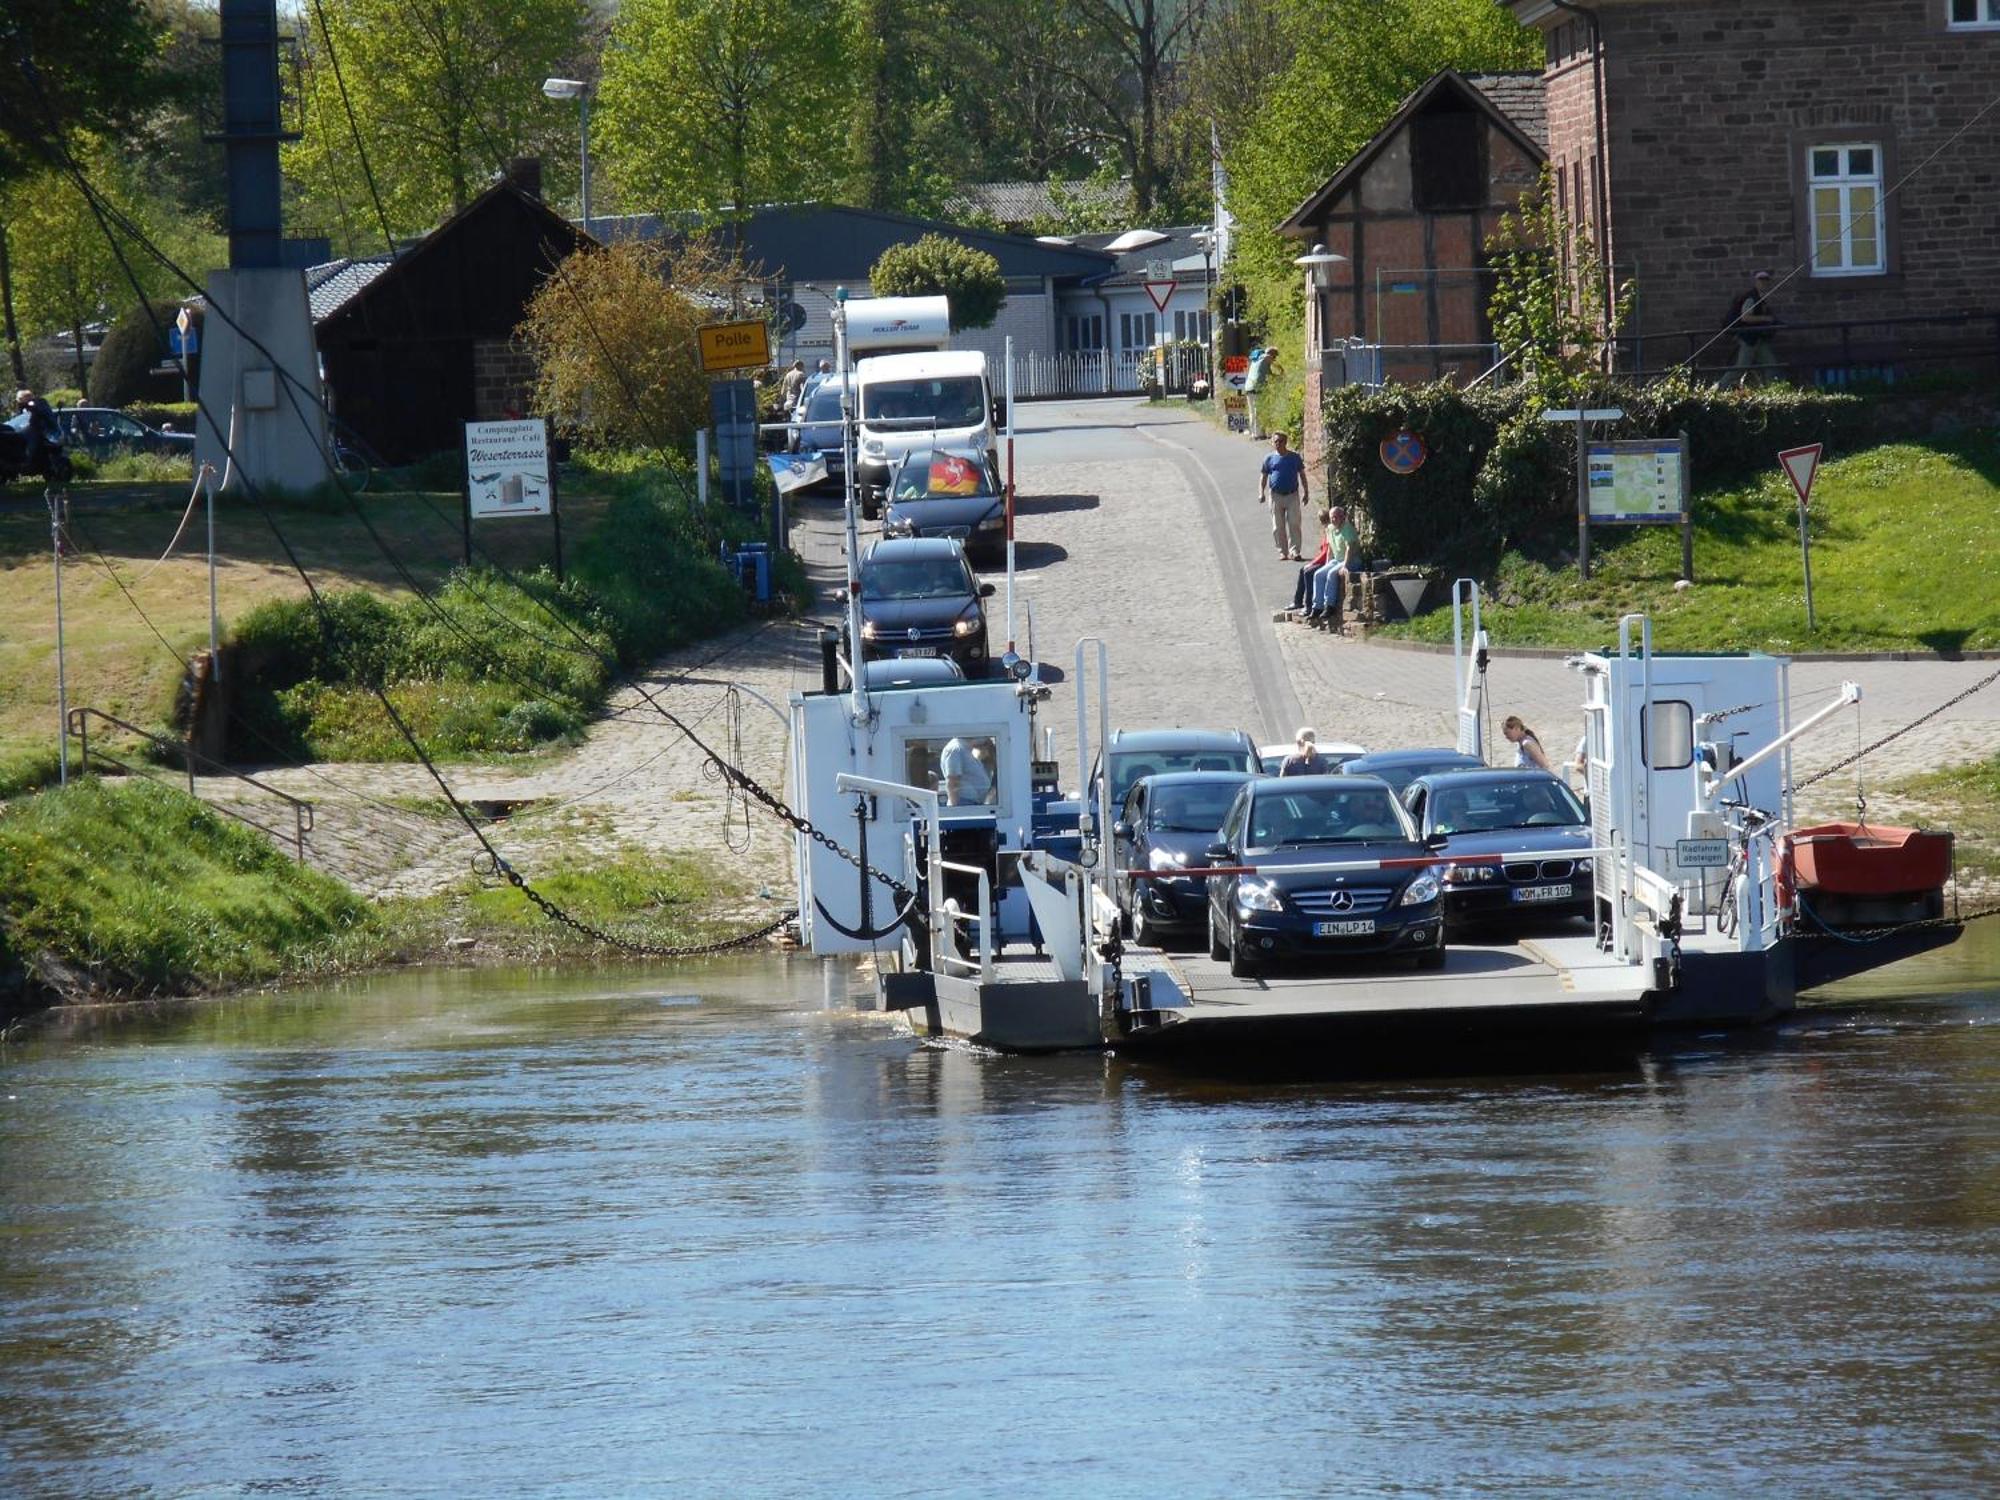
[1313,919,1376,936]
[1511,883,1574,903]
[896,646,938,657]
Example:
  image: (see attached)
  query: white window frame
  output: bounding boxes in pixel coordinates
[1948,0,2000,30]
[1807,142,1887,279]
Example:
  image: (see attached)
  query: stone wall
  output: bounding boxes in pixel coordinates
[473,339,538,421]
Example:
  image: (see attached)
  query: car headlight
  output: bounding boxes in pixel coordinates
[1236,878,1284,912]
[1148,847,1189,870]
[1577,857,1594,874]
[952,612,981,638]
[1445,864,1496,884]
[860,620,880,640]
[976,514,1004,530]
[863,438,886,457]
[1401,871,1443,906]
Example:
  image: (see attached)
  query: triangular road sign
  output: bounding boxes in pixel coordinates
[1143,279,1176,313]
[1778,443,1823,508]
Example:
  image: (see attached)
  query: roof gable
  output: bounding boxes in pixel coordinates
[1279,69,1548,236]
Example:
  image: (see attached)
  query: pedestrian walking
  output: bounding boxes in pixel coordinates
[1502,715,1552,772]
[780,359,808,407]
[1723,270,1782,386]
[1259,430,1309,561]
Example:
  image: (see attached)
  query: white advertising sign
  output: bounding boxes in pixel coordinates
[465,419,552,518]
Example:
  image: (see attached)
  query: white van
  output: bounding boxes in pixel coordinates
[853,349,997,517]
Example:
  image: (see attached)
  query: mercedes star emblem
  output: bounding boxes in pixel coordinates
[1328,889,1354,912]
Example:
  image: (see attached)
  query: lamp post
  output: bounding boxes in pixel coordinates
[1291,242,1347,460]
[1192,227,1216,392]
[542,77,592,236]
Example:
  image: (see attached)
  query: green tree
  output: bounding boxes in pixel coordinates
[284,0,591,250]
[868,236,1006,330]
[0,0,167,189]
[598,0,851,225]
[1485,166,1633,403]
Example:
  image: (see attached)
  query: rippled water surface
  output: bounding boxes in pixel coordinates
[5,931,2000,1497]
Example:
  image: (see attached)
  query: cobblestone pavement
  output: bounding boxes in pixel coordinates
[204,398,2000,903]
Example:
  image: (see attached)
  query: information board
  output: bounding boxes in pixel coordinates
[1586,439,1687,524]
[698,320,771,373]
[465,419,552,518]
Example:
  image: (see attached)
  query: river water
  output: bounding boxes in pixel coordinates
[4,930,1999,1497]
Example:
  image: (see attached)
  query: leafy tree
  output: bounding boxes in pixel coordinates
[868,236,1006,330]
[0,0,168,189]
[1485,166,1634,403]
[284,0,591,250]
[517,238,750,449]
[90,299,171,408]
[598,0,851,225]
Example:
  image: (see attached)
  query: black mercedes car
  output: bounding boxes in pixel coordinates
[1205,774,1446,978]
[881,447,1007,564]
[1402,768,1595,934]
[1112,770,1254,947]
[852,536,993,672]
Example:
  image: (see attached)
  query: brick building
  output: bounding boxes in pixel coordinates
[1279,70,1548,469]
[1506,0,2000,380]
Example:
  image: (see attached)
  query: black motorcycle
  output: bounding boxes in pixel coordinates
[0,413,73,484]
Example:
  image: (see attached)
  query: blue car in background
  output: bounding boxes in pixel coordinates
[787,378,848,487]
[1401,768,1595,934]
[1339,747,1484,795]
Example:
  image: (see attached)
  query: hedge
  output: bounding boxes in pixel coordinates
[1323,376,1869,571]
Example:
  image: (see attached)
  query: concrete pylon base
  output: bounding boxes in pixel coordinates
[194,268,329,494]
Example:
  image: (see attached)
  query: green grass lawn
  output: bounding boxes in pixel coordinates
[1377,433,2000,653]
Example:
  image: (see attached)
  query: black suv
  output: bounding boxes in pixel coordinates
[852,536,993,672]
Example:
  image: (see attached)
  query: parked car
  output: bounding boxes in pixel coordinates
[1338,747,1484,795]
[881,447,1007,565]
[850,536,993,672]
[857,655,969,689]
[1087,727,1262,814]
[788,377,848,487]
[56,407,196,460]
[1205,774,1446,977]
[1402,768,1595,933]
[1259,739,1366,775]
[1112,770,1255,947]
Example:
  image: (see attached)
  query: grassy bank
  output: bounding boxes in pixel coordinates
[1375,435,2000,653]
[1885,754,2000,885]
[0,778,758,1013]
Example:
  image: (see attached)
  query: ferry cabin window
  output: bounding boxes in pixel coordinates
[899,733,1003,811]
[1642,700,1695,770]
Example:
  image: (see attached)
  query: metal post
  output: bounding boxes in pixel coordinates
[1576,411,1592,579]
[1798,500,1816,631]
[695,427,710,509]
[550,459,565,582]
[1004,335,1016,653]
[1679,429,1694,584]
[50,490,67,785]
[578,90,591,238]
[197,464,219,684]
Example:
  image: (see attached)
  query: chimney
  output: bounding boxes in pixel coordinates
[505,157,543,201]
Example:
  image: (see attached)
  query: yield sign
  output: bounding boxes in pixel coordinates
[1778,443,1823,508]
[1143,279,1176,313]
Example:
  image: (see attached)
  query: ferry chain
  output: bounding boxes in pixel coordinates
[479,851,800,958]
[1789,663,2000,793]
[705,751,918,905]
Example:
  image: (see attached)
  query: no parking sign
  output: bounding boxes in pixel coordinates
[1379,429,1427,474]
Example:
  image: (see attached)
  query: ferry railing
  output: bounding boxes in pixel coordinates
[65,706,314,862]
[936,860,994,983]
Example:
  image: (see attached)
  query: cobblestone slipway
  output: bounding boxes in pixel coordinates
[198,400,2000,915]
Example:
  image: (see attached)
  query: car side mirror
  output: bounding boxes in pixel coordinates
[1113,820,1132,840]
[1205,841,1233,862]
[1424,831,1449,849]
[978,581,995,597]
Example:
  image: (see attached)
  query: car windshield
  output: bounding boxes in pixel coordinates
[892,452,998,500]
[1149,779,1247,832]
[1248,785,1411,847]
[862,376,986,428]
[1110,749,1252,805]
[862,556,971,600]
[806,388,845,421]
[1430,779,1587,834]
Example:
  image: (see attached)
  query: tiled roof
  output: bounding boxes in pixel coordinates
[1467,72,1548,151]
[942,179,1135,228]
[304,256,395,322]
[1067,224,1214,285]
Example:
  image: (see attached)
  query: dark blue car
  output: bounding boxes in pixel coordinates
[1402,769,1595,933]
[1339,747,1484,795]
[1112,770,1254,947]
[1205,774,1446,978]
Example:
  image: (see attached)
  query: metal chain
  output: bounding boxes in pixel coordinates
[1790,664,2000,792]
[1700,701,1763,723]
[476,851,799,957]
[1795,901,2000,943]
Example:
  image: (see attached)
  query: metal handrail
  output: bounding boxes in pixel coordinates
[936,859,994,982]
[65,706,314,862]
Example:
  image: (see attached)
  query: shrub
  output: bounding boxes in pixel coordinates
[868,235,1006,330]
[90,301,171,408]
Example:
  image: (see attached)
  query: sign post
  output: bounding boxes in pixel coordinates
[1539,407,1626,578]
[464,418,560,579]
[1778,443,1823,631]
[1143,279,1176,315]
[172,306,197,403]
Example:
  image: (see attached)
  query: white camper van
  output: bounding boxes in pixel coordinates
[840,295,997,516]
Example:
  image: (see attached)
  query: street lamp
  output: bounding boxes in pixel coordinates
[542,77,592,236]
[1293,242,1346,352]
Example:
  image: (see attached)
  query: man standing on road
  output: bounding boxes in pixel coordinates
[780,359,808,408]
[1259,430,1309,560]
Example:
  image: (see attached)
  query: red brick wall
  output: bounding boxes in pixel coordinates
[1531,0,2000,371]
[473,339,537,421]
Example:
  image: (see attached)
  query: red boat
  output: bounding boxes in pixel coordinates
[1784,822,1954,927]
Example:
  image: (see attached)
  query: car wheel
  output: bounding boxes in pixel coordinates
[1227,921,1260,979]
[1208,908,1228,962]
[1130,903,1155,949]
